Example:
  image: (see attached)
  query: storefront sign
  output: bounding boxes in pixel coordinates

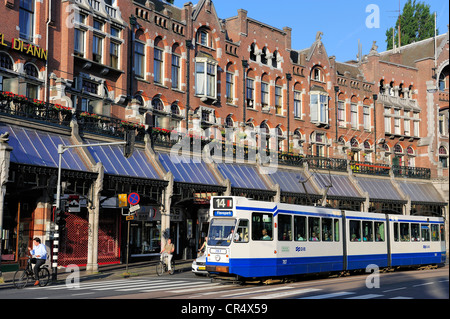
[0,32,48,61]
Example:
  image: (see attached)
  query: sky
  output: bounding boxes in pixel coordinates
[171,0,449,63]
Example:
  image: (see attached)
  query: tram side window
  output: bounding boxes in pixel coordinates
[349,220,361,242]
[400,223,410,241]
[431,224,439,242]
[421,224,430,242]
[294,216,307,241]
[278,214,292,241]
[309,217,320,241]
[363,221,373,242]
[411,223,420,241]
[375,222,385,242]
[440,225,446,242]
[252,213,273,241]
[235,219,249,243]
[394,222,399,242]
[322,218,333,241]
[334,219,340,242]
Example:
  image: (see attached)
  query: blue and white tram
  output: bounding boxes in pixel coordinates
[205,197,446,280]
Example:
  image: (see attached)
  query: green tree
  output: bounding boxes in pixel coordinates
[386,0,438,50]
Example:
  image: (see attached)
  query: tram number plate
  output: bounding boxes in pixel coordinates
[213,198,233,209]
[211,249,227,254]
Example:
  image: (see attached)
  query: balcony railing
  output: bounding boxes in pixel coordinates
[0,90,432,179]
[349,160,391,176]
[0,91,72,127]
[392,165,431,180]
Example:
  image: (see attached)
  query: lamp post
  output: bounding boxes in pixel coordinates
[185,40,193,133]
[52,137,133,281]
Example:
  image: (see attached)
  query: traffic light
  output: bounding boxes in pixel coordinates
[123,129,135,159]
[55,209,67,229]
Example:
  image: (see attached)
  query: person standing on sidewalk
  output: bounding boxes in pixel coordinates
[160,238,175,272]
[28,237,47,286]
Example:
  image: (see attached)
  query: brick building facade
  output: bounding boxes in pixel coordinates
[0,0,448,272]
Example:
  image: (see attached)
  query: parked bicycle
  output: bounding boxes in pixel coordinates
[156,254,175,276]
[13,256,51,289]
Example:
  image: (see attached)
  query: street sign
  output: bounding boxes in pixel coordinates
[126,215,135,221]
[68,195,80,213]
[128,193,140,206]
[129,204,141,213]
[118,194,128,207]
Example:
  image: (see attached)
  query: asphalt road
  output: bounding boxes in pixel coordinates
[0,266,447,300]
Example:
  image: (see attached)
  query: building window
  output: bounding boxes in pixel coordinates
[154,39,164,84]
[261,47,268,65]
[311,67,325,82]
[93,35,103,63]
[195,60,217,99]
[294,90,302,119]
[261,80,269,109]
[135,42,145,78]
[74,29,85,57]
[110,41,120,69]
[19,0,34,42]
[275,81,283,115]
[0,52,13,70]
[225,115,234,128]
[82,80,99,95]
[404,119,410,136]
[351,103,358,129]
[363,105,370,131]
[310,93,328,124]
[110,26,120,38]
[171,53,180,89]
[226,67,234,104]
[439,146,449,168]
[246,77,255,108]
[394,109,401,135]
[338,99,345,127]
[26,83,38,99]
[311,132,327,157]
[249,43,257,62]
[384,107,391,133]
[24,63,38,78]
[272,51,278,68]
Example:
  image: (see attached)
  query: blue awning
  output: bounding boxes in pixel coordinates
[158,153,220,186]
[355,176,404,202]
[313,173,363,199]
[87,140,161,180]
[397,181,445,204]
[267,169,318,195]
[1,123,89,172]
[217,163,268,190]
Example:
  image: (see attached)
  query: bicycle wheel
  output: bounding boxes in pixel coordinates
[38,267,51,287]
[169,260,175,275]
[13,270,29,289]
[156,262,164,276]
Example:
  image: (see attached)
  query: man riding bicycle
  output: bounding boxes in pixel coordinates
[28,237,47,286]
[160,238,175,272]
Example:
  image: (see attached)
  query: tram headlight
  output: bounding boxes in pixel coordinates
[215,255,221,262]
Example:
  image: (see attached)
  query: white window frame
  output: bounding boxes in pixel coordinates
[294,90,302,119]
[363,105,370,131]
[351,103,358,129]
[154,46,164,84]
[310,92,329,124]
[195,57,217,99]
[134,41,146,78]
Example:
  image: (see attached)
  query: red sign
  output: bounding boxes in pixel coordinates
[128,193,140,206]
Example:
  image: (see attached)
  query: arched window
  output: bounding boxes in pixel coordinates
[225,115,234,128]
[171,43,181,90]
[250,43,257,61]
[272,50,278,68]
[379,79,385,94]
[311,66,325,82]
[24,63,39,78]
[261,47,268,65]
[154,37,164,84]
[0,52,13,70]
[275,77,283,115]
[152,98,164,112]
[439,146,448,168]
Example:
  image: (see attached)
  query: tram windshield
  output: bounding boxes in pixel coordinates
[208,218,237,247]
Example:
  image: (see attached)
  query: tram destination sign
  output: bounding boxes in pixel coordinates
[213,211,233,217]
[212,197,233,209]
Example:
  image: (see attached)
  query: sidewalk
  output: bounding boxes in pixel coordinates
[0,259,194,289]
